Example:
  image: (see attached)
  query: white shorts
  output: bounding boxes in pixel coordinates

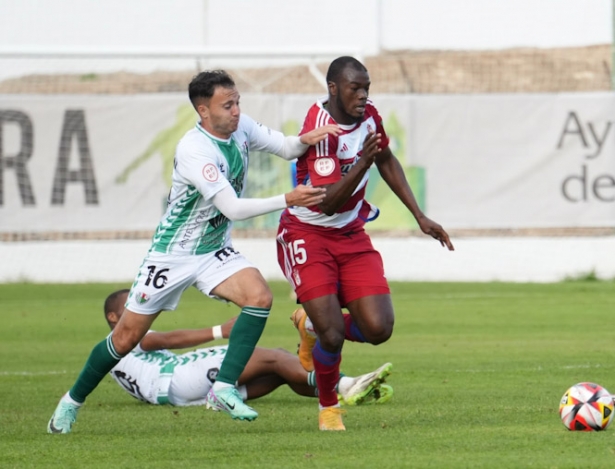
[126,246,254,314]
[167,346,227,406]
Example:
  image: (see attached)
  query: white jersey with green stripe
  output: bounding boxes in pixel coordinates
[109,335,228,405]
[109,341,175,405]
[150,114,286,255]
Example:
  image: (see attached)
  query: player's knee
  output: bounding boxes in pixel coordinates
[243,285,273,309]
[367,327,392,345]
[363,321,393,345]
[317,327,345,351]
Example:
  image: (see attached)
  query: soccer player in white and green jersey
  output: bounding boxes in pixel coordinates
[48,70,341,434]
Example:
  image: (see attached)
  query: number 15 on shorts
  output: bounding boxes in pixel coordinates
[287,240,307,266]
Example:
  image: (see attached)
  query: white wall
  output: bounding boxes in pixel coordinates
[1,237,613,284]
[1,0,610,52]
[0,0,611,81]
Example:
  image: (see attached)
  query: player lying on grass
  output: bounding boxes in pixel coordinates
[104,290,393,408]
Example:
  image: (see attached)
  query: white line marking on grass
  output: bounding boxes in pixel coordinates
[561,364,603,369]
[450,364,606,373]
[0,370,67,376]
[393,292,550,301]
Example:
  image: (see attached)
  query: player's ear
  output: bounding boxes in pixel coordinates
[327,81,337,96]
[198,102,209,120]
[106,311,119,327]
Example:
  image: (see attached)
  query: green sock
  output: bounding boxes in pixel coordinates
[215,306,269,385]
[69,335,123,404]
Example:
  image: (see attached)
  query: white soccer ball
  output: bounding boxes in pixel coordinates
[559,382,614,431]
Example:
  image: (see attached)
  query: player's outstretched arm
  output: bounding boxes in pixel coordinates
[279,124,342,161]
[140,317,236,351]
[213,185,325,221]
[299,124,342,145]
[376,147,454,251]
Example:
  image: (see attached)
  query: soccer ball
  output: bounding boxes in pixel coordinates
[559,382,614,431]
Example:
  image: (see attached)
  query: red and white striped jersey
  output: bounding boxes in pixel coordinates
[286,97,390,230]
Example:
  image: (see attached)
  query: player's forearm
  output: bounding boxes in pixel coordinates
[213,185,286,221]
[376,152,425,220]
[317,159,372,215]
[278,136,308,161]
[140,329,217,351]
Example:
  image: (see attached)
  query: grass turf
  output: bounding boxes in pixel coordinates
[1,281,615,468]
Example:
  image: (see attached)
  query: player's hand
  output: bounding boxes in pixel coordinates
[417,215,455,251]
[299,124,342,145]
[359,132,382,166]
[285,184,326,207]
[221,316,238,339]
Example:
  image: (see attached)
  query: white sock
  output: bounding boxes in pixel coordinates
[63,392,83,407]
[212,381,233,391]
[319,403,342,411]
[337,376,355,395]
[237,385,248,401]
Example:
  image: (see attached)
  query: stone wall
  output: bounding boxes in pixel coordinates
[1,45,611,94]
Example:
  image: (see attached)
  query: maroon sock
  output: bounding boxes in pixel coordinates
[312,341,341,407]
[343,313,367,342]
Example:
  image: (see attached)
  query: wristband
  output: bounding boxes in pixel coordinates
[212,325,223,340]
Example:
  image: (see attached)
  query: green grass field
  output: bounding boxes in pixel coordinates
[2,281,615,468]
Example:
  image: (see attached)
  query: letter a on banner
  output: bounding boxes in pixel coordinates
[51,109,99,205]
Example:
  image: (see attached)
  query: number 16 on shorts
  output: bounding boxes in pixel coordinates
[145,265,169,289]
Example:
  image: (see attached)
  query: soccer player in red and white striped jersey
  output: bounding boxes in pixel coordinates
[276,56,454,431]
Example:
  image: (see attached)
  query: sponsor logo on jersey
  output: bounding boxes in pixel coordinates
[207,367,220,383]
[341,143,348,152]
[314,157,335,177]
[136,292,150,304]
[113,370,147,402]
[202,163,219,182]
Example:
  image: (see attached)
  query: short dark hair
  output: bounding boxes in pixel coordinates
[104,289,130,323]
[326,56,367,84]
[188,70,236,106]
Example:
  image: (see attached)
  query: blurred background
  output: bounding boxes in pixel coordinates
[0,0,614,283]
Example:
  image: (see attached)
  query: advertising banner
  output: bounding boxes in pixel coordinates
[1,92,613,233]
[414,93,615,228]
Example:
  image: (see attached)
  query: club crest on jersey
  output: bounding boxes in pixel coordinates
[314,157,335,177]
[136,292,150,305]
[202,163,219,182]
[292,269,302,286]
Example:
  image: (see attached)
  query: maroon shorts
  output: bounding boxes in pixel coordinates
[276,221,390,306]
